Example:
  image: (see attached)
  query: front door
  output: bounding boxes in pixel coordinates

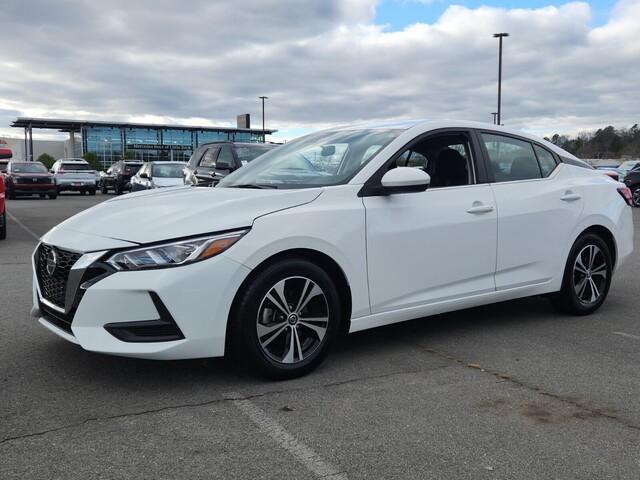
[363,131,497,313]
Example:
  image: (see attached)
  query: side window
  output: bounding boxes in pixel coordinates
[217,146,235,167]
[200,147,219,167]
[534,145,557,177]
[482,133,541,182]
[391,133,475,188]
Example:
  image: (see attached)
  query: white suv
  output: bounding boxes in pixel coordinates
[50,158,98,195]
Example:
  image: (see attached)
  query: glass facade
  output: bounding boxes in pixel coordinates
[83,125,264,169]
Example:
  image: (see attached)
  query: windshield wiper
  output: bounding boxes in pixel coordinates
[229,183,278,189]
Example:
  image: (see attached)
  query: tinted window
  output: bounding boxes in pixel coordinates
[200,147,219,167]
[217,146,235,167]
[235,145,274,165]
[11,163,48,173]
[152,163,185,178]
[534,145,557,177]
[482,134,541,182]
[61,163,92,171]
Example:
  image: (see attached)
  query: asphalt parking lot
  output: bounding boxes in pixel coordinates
[1,193,639,479]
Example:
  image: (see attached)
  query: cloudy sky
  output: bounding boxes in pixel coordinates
[0,0,638,141]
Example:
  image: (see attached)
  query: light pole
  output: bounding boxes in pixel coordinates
[491,112,498,125]
[258,96,268,143]
[493,32,509,126]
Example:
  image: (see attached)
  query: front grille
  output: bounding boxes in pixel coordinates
[36,244,82,309]
[17,177,52,184]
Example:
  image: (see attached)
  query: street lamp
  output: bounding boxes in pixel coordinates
[493,32,509,126]
[258,96,268,143]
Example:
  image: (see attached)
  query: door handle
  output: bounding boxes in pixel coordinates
[466,204,494,214]
[560,192,581,202]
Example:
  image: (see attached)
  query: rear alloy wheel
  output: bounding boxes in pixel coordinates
[632,187,640,207]
[552,233,612,315]
[230,259,341,378]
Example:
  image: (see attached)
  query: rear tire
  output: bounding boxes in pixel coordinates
[101,184,108,194]
[229,258,342,379]
[49,193,57,200]
[39,194,45,198]
[89,188,96,196]
[0,210,6,240]
[551,233,612,315]
[7,189,15,200]
[114,182,122,195]
[632,187,640,207]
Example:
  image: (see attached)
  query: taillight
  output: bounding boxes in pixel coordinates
[617,187,633,206]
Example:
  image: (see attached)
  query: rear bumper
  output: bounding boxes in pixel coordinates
[56,179,98,190]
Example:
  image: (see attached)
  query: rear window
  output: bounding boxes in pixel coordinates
[124,163,143,174]
[235,145,275,165]
[62,163,92,171]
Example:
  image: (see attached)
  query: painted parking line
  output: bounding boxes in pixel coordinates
[5,210,40,241]
[224,392,348,480]
[612,331,640,341]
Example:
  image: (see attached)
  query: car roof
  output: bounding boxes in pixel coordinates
[59,158,88,163]
[148,161,186,165]
[330,119,580,161]
[199,141,276,147]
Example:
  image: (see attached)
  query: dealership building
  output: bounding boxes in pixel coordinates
[11,117,275,168]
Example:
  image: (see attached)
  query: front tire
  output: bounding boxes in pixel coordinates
[229,259,342,379]
[552,233,612,315]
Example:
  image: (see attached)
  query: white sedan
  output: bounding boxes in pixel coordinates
[31,120,634,378]
[129,161,187,192]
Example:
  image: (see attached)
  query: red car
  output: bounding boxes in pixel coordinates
[4,161,57,199]
[0,174,6,239]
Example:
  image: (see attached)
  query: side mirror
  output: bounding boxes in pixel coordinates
[380,167,430,194]
[140,173,148,179]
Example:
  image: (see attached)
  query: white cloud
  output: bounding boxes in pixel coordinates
[0,0,638,140]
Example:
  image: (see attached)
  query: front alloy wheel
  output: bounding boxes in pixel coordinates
[230,258,341,378]
[257,277,329,364]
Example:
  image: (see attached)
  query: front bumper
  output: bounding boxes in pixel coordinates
[11,184,56,194]
[32,243,251,359]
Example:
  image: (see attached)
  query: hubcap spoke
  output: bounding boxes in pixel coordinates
[259,323,288,348]
[573,244,607,304]
[257,276,329,365]
[298,319,327,341]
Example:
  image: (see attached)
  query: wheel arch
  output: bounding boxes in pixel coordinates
[575,224,617,268]
[225,248,353,353]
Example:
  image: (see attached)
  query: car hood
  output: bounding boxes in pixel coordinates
[48,186,323,246]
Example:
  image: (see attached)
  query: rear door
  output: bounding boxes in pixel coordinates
[479,131,584,290]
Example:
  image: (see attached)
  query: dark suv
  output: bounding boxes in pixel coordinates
[623,163,640,206]
[184,142,277,186]
[99,160,143,195]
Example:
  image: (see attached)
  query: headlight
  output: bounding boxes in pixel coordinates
[106,229,248,271]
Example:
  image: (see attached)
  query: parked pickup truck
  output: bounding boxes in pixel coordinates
[50,158,98,195]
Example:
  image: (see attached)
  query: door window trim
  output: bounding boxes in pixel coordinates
[359,128,486,197]
[473,129,562,184]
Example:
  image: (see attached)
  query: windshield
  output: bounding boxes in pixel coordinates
[235,145,276,165]
[219,128,401,189]
[619,161,639,171]
[152,163,185,178]
[12,163,48,173]
[62,163,92,171]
